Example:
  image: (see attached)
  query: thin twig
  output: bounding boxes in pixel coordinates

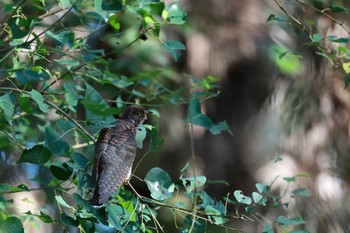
[295,0,350,35]
[44,99,96,142]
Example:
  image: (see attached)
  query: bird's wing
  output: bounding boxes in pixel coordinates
[92,124,137,204]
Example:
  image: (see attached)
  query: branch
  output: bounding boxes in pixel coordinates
[44,99,96,143]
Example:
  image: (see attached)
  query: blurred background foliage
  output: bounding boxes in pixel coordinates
[1,0,350,232]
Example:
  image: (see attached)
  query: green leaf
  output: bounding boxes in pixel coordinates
[72,152,89,168]
[59,0,73,9]
[256,183,270,194]
[50,162,73,180]
[136,124,147,149]
[329,4,348,13]
[292,188,311,197]
[15,69,50,84]
[179,162,189,179]
[145,167,173,201]
[345,73,350,88]
[60,213,79,227]
[263,224,274,233]
[64,82,80,111]
[0,94,14,124]
[44,126,70,155]
[18,145,52,164]
[274,153,282,162]
[84,83,116,133]
[72,193,93,212]
[4,217,24,233]
[327,36,350,43]
[148,119,164,152]
[23,89,50,113]
[55,195,72,209]
[25,211,55,223]
[312,33,323,43]
[53,59,80,70]
[46,30,75,48]
[106,204,124,230]
[205,205,225,225]
[162,3,187,25]
[0,183,29,193]
[233,190,252,205]
[283,173,309,182]
[209,120,233,135]
[252,192,267,206]
[101,75,134,88]
[108,14,120,31]
[163,40,186,61]
[276,215,305,227]
[186,97,212,128]
[290,230,310,233]
[18,95,33,114]
[267,14,287,22]
[8,17,33,39]
[94,0,123,21]
[269,45,302,75]
[181,176,206,193]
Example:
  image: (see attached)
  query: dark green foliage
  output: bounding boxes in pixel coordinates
[0,0,322,232]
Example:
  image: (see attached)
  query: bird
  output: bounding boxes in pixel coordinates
[90,105,147,206]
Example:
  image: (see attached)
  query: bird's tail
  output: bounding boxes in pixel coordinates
[90,186,103,207]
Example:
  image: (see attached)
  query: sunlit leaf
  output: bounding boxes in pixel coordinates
[181,176,206,193]
[55,195,72,209]
[25,211,55,223]
[145,167,173,201]
[136,124,147,149]
[342,62,350,74]
[205,205,225,225]
[18,145,52,164]
[269,44,302,75]
[252,192,267,206]
[233,190,252,205]
[0,183,29,193]
[256,183,270,194]
[162,3,187,25]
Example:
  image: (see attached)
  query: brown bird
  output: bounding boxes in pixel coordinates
[90,105,147,206]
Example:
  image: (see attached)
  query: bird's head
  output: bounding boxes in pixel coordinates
[121,105,147,125]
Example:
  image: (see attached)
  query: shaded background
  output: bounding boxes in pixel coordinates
[1,0,350,232]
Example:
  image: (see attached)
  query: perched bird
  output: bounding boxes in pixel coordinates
[90,105,147,206]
